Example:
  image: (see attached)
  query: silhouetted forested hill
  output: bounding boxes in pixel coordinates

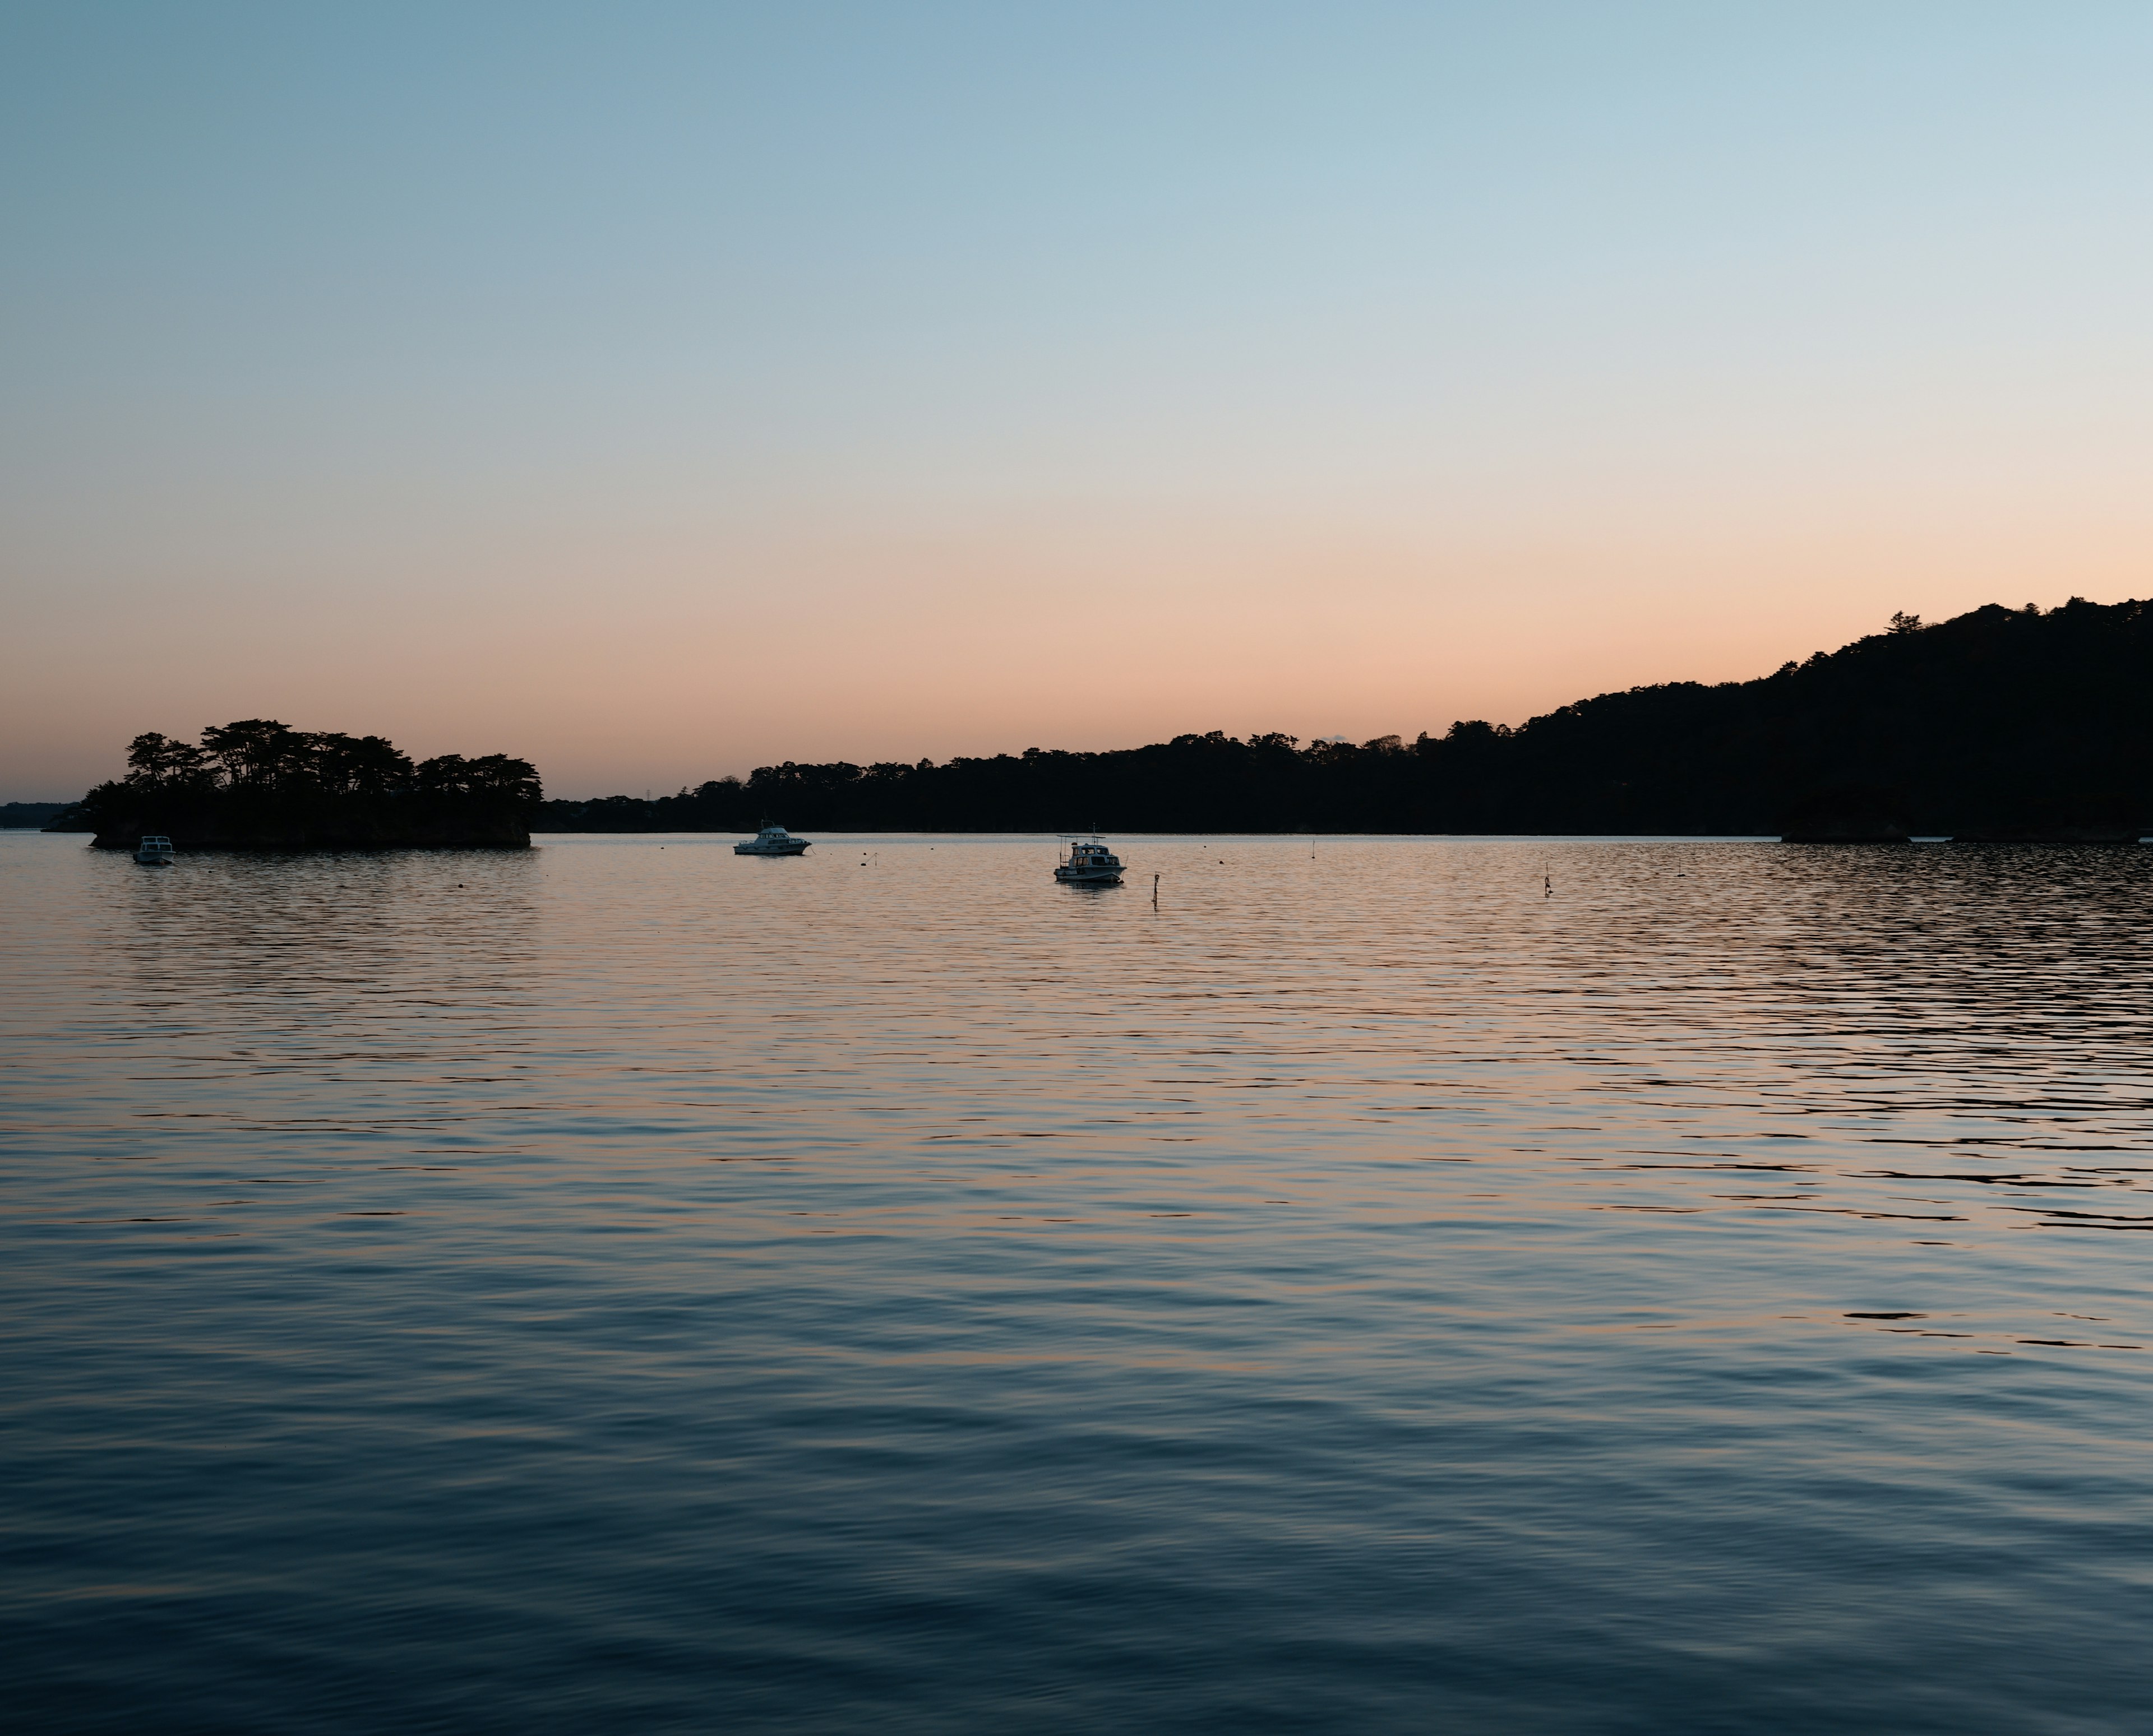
[538,599,2153,839]
[2,802,70,829]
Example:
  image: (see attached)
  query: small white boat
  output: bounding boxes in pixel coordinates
[734,824,811,857]
[133,834,175,865]
[1055,837,1125,885]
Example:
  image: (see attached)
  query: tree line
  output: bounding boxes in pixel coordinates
[57,720,542,848]
[539,598,2152,839]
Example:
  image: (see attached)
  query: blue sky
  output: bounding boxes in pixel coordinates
[6,3,2150,794]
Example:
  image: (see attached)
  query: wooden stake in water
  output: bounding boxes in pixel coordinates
[1152,873,1160,910]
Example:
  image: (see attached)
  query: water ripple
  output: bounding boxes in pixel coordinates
[4,832,2152,1733]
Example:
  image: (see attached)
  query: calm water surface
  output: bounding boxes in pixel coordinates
[4,831,2151,1732]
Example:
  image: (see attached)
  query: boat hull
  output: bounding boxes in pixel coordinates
[734,842,811,855]
[1053,867,1121,885]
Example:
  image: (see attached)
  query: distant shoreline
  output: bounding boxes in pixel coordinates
[531,600,2153,841]
[25,598,2153,846]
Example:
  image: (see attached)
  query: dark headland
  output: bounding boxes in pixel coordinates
[48,722,540,849]
[536,599,2152,841]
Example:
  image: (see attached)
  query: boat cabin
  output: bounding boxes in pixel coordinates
[1054,838,1126,882]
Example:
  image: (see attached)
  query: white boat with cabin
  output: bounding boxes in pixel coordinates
[133,834,175,865]
[734,824,811,857]
[1054,837,1125,885]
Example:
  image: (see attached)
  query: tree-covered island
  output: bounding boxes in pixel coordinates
[53,720,540,849]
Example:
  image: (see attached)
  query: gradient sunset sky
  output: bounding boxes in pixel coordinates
[6,2,2150,799]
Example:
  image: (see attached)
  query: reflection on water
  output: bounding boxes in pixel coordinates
[4,832,2152,1733]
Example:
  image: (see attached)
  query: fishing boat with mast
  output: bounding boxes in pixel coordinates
[1054,834,1125,886]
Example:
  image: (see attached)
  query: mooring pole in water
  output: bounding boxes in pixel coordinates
[1152,873,1160,909]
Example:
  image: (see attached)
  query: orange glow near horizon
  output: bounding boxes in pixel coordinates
[6,6,2151,799]
[10,494,2148,798]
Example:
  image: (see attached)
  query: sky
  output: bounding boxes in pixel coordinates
[4,2,2150,799]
